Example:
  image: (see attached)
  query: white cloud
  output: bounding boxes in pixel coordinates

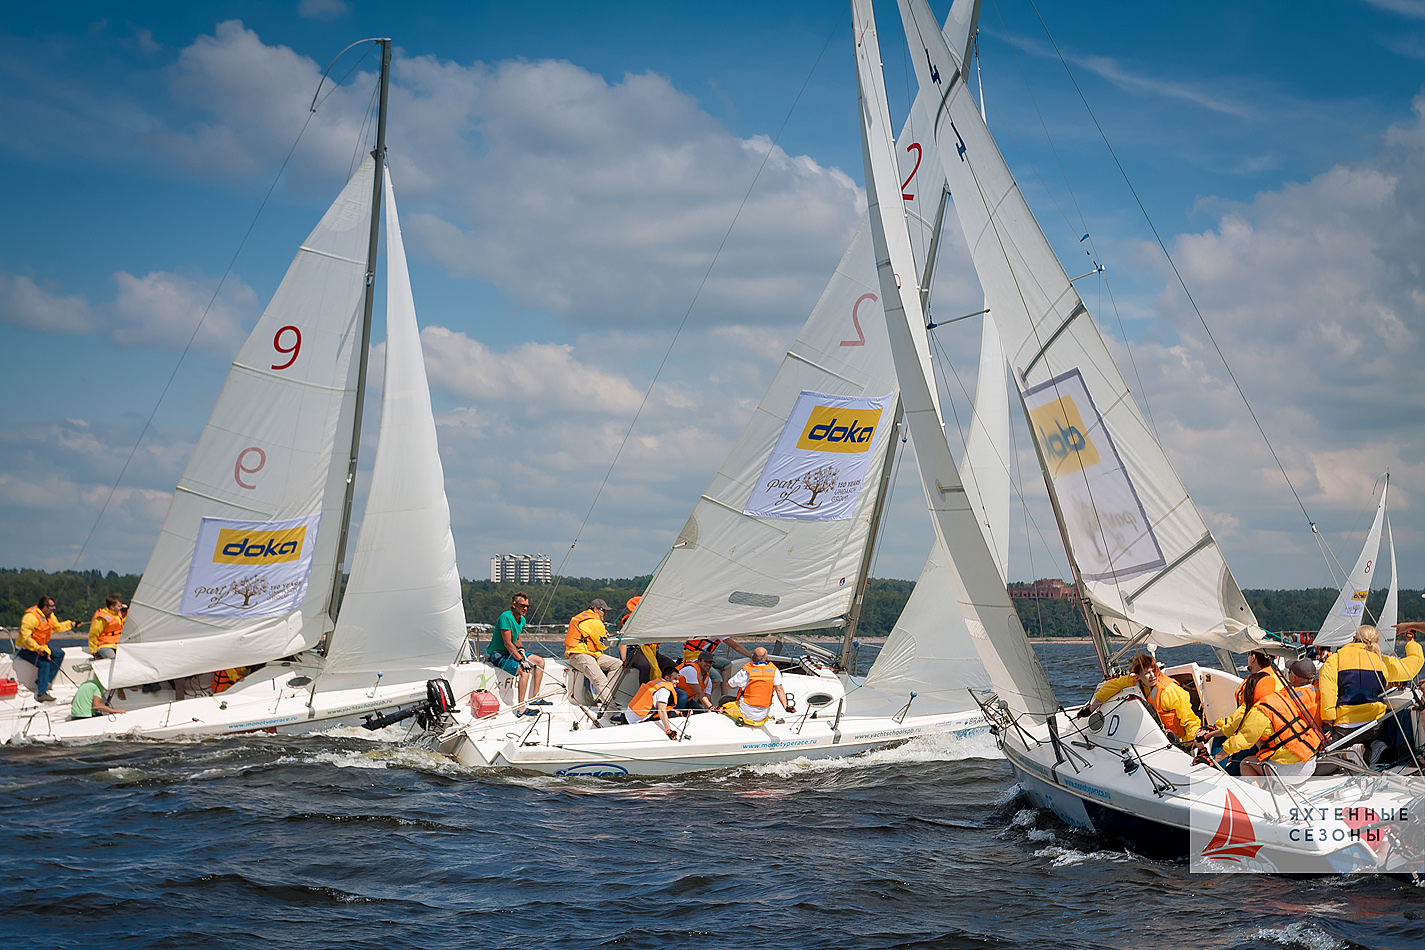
[298,0,349,21]
[0,268,257,356]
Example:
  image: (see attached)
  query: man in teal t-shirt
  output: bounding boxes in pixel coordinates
[485,592,546,713]
[71,678,126,719]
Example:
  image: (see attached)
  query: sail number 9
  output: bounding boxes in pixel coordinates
[271,325,302,370]
[235,447,266,490]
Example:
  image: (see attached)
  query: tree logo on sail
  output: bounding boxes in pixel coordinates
[180,514,321,618]
[744,390,893,523]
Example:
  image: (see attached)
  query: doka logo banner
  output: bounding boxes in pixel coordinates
[179,514,321,618]
[213,525,308,565]
[743,390,893,523]
[795,404,883,454]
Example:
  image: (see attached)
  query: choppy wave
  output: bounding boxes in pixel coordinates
[1250,922,1348,950]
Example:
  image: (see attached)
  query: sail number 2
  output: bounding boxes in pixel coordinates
[271,325,302,370]
[841,293,878,347]
[235,447,266,490]
[902,143,922,200]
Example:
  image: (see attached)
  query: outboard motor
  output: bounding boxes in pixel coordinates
[361,677,458,732]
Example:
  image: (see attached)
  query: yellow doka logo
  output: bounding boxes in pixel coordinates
[1028,395,1101,476]
[213,525,308,565]
[1351,588,1369,602]
[795,405,882,454]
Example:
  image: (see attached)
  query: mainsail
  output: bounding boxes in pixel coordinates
[855,0,1057,718]
[898,0,1259,653]
[1315,477,1387,649]
[106,158,376,687]
[1380,515,1399,654]
[323,171,467,676]
[622,24,957,646]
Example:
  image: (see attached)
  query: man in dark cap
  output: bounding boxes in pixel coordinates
[563,599,621,705]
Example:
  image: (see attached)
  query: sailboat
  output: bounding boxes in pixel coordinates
[2,40,486,743]
[1315,476,1388,650]
[434,5,1002,776]
[887,0,1425,871]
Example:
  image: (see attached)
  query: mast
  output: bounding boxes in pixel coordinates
[839,186,952,670]
[327,38,391,629]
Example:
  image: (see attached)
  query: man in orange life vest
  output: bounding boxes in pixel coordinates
[1218,658,1323,784]
[17,595,77,702]
[681,635,754,700]
[675,651,718,711]
[564,599,621,705]
[89,594,126,660]
[625,670,684,740]
[721,647,795,726]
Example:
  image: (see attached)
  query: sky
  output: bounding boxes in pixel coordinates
[3,0,1425,591]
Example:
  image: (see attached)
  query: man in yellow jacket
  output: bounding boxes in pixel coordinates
[1319,625,1423,739]
[18,595,78,702]
[1078,653,1201,743]
[1218,658,1323,783]
[563,599,621,705]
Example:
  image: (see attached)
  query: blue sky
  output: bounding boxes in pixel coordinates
[3,0,1425,591]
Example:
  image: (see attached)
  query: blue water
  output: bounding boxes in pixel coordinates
[4,643,1423,949]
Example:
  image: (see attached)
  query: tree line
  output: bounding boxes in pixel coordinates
[5,568,1420,641]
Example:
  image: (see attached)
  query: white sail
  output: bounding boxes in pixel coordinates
[1380,515,1398,654]
[898,0,1259,652]
[1316,477,1388,649]
[106,157,375,688]
[960,312,1010,582]
[323,171,467,676]
[855,0,1057,718]
[623,39,953,646]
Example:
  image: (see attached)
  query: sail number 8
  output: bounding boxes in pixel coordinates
[271,325,302,370]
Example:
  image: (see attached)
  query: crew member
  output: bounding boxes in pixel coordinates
[1318,625,1423,739]
[212,667,249,693]
[564,599,621,705]
[625,671,683,740]
[1198,650,1282,743]
[675,651,717,711]
[17,595,76,703]
[485,591,546,715]
[89,594,126,659]
[619,596,677,686]
[681,635,754,699]
[721,647,795,726]
[70,677,125,719]
[1219,658,1323,783]
[1078,653,1201,743]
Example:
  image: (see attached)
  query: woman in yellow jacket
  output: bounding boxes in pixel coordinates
[1319,625,1423,736]
[1078,653,1200,743]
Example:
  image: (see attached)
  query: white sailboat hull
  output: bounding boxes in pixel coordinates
[0,654,496,743]
[439,661,987,777]
[992,687,1425,872]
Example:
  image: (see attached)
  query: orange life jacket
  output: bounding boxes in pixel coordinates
[212,668,243,693]
[620,595,641,627]
[628,677,678,722]
[1235,668,1281,712]
[683,637,724,660]
[1255,687,1324,763]
[675,663,707,697]
[738,661,778,708]
[91,608,124,649]
[23,605,57,648]
[564,610,603,655]
[1147,675,1183,739]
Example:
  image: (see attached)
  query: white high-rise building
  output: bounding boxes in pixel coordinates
[489,553,552,584]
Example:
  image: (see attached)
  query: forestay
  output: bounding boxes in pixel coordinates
[323,172,467,676]
[898,0,1259,652]
[104,157,375,688]
[1316,478,1387,649]
[856,0,1057,718]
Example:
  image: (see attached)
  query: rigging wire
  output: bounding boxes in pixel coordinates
[1020,0,1318,538]
[532,3,851,626]
[72,40,386,571]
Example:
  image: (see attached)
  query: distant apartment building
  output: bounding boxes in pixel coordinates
[489,553,552,584]
[1008,578,1079,601]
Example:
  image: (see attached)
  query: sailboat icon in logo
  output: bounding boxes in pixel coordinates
[1202,789,1263,861]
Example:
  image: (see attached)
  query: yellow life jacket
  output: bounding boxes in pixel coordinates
[564,610,605,656]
